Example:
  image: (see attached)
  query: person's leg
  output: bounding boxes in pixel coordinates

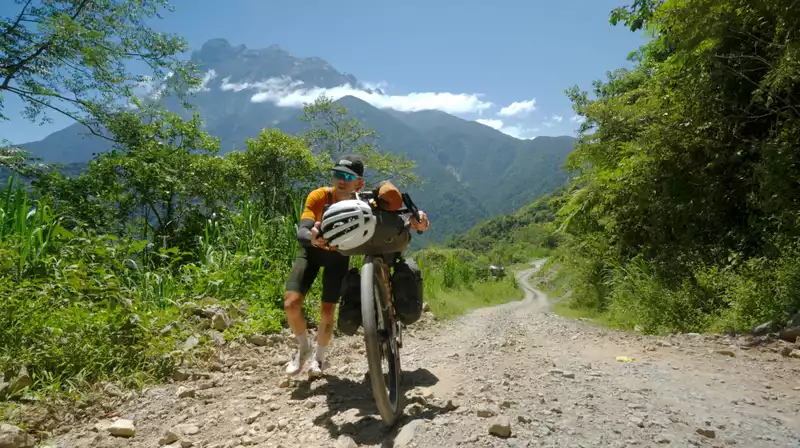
[307,254,350,377]
[284,248,320,375]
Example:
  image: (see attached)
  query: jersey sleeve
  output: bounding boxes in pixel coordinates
[301,188,327,222]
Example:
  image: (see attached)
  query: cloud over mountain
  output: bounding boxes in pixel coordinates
[217,74,494,115]
[498,99,536,117]
[476,118,539,140]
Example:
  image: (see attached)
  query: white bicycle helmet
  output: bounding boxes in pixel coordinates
[320,199,376,251]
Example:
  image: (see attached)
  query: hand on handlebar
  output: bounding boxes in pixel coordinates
[409,210,430,232]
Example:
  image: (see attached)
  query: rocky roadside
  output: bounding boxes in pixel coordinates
[2,264,800,448]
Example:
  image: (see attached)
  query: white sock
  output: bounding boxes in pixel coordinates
[315,344,328,363]
[297,332,310,351]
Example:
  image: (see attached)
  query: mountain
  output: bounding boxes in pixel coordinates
[17,38,575,244]
[444,190,562,261]
[388,109,575,214]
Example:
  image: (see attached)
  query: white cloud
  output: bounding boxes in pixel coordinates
[501,125,540,139]
[134,75,161,98]
[189,69,218,93]
[571,114,586,123]
[475,118,504,130]
[134,70,180,100]
[498,99,536,117]
[358,80,388,92]
[475,118,539,140]
[542,114,564,128]
[220,76,494,115]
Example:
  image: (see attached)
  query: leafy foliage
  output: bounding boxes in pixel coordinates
[228,129,328,215]
[0,0,198,135]
[551,0,800,333]
[444,192,564,266]
[413,247,522,319]
[0,112,319,398]
[299,94,418,187]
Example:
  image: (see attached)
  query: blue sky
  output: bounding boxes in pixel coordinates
[0,0,646,144]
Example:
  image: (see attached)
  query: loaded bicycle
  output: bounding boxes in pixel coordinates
[319,187,425,426]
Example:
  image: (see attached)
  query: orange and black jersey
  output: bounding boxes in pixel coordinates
[297,186,339,250]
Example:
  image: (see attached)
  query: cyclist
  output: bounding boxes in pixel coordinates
[284,155,429,378]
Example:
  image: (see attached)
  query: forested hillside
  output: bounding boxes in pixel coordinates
[492,0,800,336]
[441,191,564,266]
[443,0,800,337]
[14,37,575,244]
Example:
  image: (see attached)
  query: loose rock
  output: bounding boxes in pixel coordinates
[247,335,269,346]
[245,411,262,424]
[337,435,358,448]
[172,369,190,381]
[0,424,31,448]
[176,386,196,398]
[108,419,136,438]
[394,419,425,447]
[158,429,179,445]
[476,405,498,418]
[488,416,512,438]
[211,310,232,331]
[696,427,716,439]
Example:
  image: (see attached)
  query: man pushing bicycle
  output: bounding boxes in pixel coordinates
[283,155,429,379]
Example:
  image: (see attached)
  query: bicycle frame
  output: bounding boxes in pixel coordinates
[367,253,397,313]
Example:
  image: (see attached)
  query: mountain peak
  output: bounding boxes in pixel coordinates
[189,39,358,90]
[194,38,244,64]
[201,38,233,50]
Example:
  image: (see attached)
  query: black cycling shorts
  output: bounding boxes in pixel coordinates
[285,246,350,304]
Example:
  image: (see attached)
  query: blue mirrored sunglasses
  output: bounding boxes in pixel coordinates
[333,171,357,181]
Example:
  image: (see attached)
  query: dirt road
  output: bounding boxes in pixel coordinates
[49,261,800,448]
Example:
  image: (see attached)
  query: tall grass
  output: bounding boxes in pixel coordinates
[415,248,523,319]
[0,176,307,399]
[541,240,800,335]
[0,176,66,280]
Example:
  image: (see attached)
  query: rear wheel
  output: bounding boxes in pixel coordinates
[361,257,403,426]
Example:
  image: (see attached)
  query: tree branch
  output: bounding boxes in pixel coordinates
[3,0,34,37]
[4,85,117,143]
[1,0,91,89]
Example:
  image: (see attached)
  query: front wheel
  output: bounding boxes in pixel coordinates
[361,258,403,426]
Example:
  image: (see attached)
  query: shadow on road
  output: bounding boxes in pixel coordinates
[289,367,454,446]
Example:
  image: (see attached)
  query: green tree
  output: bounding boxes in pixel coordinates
[228,128,328,217]
[608,0,663,32]
[300,94,418,187]
[37,109,226,249]
[0,0,199,138]
[555,0,800,331]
